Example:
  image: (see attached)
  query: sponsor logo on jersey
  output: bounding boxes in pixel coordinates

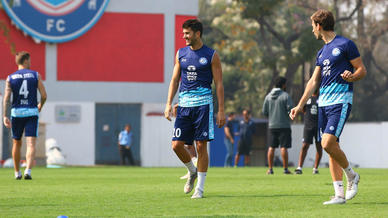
[187,65,196,71]
[199,57,208,65]
[1,0,110,43]
[322,59,331,76]
[332,48,341,56]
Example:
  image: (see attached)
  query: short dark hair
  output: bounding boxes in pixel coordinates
[15,51,30,66]
[311,9,335,31]
[275,76,287,88]
[228,112,235,117]
[182,19,203,37]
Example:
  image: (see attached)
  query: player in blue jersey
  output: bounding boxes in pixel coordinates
[290,9,366,205]
[165,19,225,199]
[3,51,47,180]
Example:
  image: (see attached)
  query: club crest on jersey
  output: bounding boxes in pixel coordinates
[1,0,110,43]
[332,48,341,56]
[199,57,208,65]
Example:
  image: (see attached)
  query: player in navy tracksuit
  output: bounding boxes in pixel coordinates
[3,51,47,180]
[164,19,225,198]
[290,10,366,205]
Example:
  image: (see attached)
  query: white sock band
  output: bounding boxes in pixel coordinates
[333,181,344,198]
[344,166,355,179]
[184,161,196,175]
[195,172,207,192]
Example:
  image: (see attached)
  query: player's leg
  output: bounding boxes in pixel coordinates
[323,139,345,205]
[313,140,323,174]
[172,106,196,174]
[280,128,291,174]
[12,139,22,179]
[192,140,208,198]
[234,139,243,167]
[321,104,359,203]
[23,116,39,179]
[280,148,290,174]
[224,138,233,167]
[24,137,36,179]
[191,104,213,198]
[180,143,196,179]
[172,141,192,165]
[11,117,25,179]
[295,142,309,174]
[267,147,275,174]
[266,129,278,174]
[296,127,313,174]
[186,144,197,164]
[244,154,250,166]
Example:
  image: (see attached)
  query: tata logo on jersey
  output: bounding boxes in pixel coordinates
[1,0,110,43]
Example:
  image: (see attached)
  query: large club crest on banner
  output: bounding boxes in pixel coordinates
[1,0,110,43]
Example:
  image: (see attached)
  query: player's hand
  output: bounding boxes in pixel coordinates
[38,103,42,112]
[341,70,354,82]
[164,104,172,121]
[216,111,226,128]
[289,106,302,120]
[3,117,11,128]
[172,104,179,117]
[230,138,234,144]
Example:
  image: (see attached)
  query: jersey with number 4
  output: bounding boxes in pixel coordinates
[8,69,39,117]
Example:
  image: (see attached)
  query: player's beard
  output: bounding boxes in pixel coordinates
[316,32,323,40]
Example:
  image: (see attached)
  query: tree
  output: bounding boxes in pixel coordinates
[200,0,388,121]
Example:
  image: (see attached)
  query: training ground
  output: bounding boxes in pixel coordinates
[0,167,387,217]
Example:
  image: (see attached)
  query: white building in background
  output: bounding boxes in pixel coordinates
[0,0,198,166]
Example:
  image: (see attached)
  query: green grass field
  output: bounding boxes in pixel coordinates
[0,167,387,217]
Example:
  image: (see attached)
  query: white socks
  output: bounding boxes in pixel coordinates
[15,171,21,178]
[24,169,31,176]
[333,181,344,198]
[344,166,355,180]
[297,167,302,170]
[195,172,207,192]
[184,161,196,175]
[191,157,198,167]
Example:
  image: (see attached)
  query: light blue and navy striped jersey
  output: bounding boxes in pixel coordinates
[316,35,360,107]
[8,69,39,117]
[178,45,215,107]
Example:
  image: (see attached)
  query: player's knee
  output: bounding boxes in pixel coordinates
[171,141,183,151]
[196,143,207,153]
[302,143,310,151]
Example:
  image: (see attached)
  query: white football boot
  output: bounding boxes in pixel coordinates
[184,170,197,194]
[323,196,346,205]
[180,171,190,180]
[346,172,360,200]
[191,189,203,199]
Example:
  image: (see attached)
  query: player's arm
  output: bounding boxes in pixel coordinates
[262,98,268,117]
[164,52,181,121]
[37,74,47,112]
[211,52,226,128]
[289,66,321,120]
[3,79,12,128]
[341,57,367,82]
